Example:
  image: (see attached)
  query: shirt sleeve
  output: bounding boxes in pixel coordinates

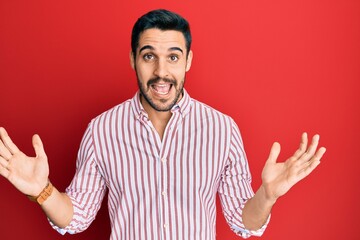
[217,118,270,238]
[49,124,107,235]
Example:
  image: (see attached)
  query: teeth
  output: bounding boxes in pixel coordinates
[151,83,171,95]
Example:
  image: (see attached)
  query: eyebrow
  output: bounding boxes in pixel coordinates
[139,45,184,54]
[169,47,183,53]
[139,45,154,53]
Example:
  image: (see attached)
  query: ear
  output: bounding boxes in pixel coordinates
[185,50,193,72]
[130,51,135,70]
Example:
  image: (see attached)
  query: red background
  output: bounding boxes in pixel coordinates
[1,1,359,239]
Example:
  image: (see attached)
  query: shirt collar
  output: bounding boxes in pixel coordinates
[131,88,192,120]
[175,88,191,117]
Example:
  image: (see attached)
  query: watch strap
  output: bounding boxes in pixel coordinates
[27,181,53,205]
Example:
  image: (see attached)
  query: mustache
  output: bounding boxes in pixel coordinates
[147,77,176,86]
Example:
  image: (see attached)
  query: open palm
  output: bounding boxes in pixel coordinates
[261,133,326,202]
[0,127,49,197]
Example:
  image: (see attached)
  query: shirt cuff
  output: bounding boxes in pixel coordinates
[231,214,271,238]
[48,218,76,235]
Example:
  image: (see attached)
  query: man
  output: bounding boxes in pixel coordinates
[0,9,326,240]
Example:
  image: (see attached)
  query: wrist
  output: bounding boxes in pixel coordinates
[259,185,278,206]
[27,180,54,205]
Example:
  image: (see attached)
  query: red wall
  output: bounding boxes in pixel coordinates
[1,1,359,239]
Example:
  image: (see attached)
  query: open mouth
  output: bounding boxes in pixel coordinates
[150,83,173,95]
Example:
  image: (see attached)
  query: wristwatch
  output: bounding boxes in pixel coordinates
[27,181,54,205]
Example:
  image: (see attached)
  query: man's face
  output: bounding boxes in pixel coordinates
[131,29,193,112]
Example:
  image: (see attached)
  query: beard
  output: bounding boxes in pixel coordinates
[137,74,185,112]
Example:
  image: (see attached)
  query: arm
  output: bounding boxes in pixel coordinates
[0,127,73,228]
[242,133,326,230]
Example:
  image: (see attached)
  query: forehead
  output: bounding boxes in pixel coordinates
[138,29,186,51]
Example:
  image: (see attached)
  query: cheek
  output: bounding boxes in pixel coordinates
[136,63,153,81]
[173,68,186,81]
[170,64,187,78]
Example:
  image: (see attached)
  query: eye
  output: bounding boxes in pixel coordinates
[143,53,155,61]
[169,55,179,62]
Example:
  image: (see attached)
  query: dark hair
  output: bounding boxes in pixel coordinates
[131,9,192,58]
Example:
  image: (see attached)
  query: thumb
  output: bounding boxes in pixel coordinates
[32,134,46,158]
[267,142,281,164]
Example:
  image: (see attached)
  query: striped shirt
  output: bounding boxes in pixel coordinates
[52,89,268,239]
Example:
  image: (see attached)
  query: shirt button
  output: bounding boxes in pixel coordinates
[162,191,166,196]
[163,224,168,229]
[161,158,166,163]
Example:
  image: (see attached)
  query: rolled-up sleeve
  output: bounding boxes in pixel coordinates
[50,125,107,235]
[218,119,270,238]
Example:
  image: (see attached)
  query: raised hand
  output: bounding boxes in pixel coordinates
[0,127,49,197]
[261,133,326,202]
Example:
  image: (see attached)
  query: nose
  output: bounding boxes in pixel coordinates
[153,59,169,78]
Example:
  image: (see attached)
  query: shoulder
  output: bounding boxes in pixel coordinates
[90,98,133,127]
[190,98,234,123]
[186,97,239,134]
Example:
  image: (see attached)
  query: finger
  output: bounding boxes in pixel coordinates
[0,155,10,178]
[306,146,327,167]
[298,147,326,179]
[293,132,308,158]
[306,134,320,156]
[0,156,9,169]
[0,163,10,179]
[301,158,321,179]
[266,142,281,164]
[299,134,320,163]
[314,147,327,161]
[0,138,12,160]
[32,134,46,158]
[0,127,20,155]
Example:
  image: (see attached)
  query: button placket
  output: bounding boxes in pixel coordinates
[159,155,169,238]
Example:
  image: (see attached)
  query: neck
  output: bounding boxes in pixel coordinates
[140,95,172,140]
